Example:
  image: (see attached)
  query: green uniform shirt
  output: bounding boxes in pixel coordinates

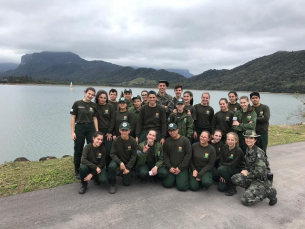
[97,103,115,133]
[137,141,164,168]
[163,135,192,170]
[114,110,135,136]
[190,143,216,178]
[194,104,214,129]
[81,143,106,175]
[185,105,196,121]
[109,101,118,111]
[129,106,141,133]
[211,110,234,136]
[228,102,241,113]
[210,140,225,160]
[136,105,167,138]
[126,99,134,110]
[70,100,97,123]
[219,144,245,169]
[232,110,257,132]
[252,104,270,134]
[110,136,137,170]
[168,112,194,139]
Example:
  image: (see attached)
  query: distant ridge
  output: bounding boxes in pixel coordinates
[1,50,305,93]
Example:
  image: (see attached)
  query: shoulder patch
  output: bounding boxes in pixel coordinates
[257,153,261,158]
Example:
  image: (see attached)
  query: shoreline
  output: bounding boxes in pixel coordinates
[0,82,301,95]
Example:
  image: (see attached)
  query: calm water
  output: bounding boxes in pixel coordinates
[0,84,302,164]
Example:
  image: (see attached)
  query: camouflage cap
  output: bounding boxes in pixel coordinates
[119,122,130,130]
[243,130,260,138]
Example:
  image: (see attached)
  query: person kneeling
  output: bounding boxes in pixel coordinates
[163,123,192,191]
[231,130,277,206]
[108,122,137,194]
[189,131,216,191]
[78,132,108,194]
[137,130,168,183]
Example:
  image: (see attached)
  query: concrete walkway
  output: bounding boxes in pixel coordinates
[1,142,305,229]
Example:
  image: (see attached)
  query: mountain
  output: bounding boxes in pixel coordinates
[2,51,186,86]
[186,50,305,93]
[0,63,18,73]
[1,50,305,93]
[130,66,193,78]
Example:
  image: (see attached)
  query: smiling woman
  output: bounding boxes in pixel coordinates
[70,87,98,179]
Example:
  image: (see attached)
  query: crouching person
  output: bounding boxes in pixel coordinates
[78,131,108,194]
[108,122,137,194]
[231,130,277,206]
[163,123,192,191]
[137,130,168,183]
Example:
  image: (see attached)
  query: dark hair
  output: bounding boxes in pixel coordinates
[212,129,223,137]
[141,90,148,95]
[146,129,158,143]
[201,130,211,139]
[174,84,183,90]
[109,88,117,95]
[239,96,254,112]
[228,91,238,102]
[93,131,104,138]
[84,87,96,94]
[95,90,109,104]
[250,91,260,98]
[183,91,193,105]
[219,98,228,104]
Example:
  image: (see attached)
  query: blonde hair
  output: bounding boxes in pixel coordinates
[226,132,239,146]
[201,92,210,106]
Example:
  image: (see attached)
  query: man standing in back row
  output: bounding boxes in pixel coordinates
[250,92,270,153]
[157,80,174,118]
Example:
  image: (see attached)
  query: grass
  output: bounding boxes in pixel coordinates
[1,125,304,198]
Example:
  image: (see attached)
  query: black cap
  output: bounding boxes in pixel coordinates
[148,90,157,96]
[159,80,169,87]
[132,95,142,101]
[124,88,132,93]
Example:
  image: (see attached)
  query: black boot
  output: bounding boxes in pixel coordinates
[267,188,277,206]
[108,180,117,194]
[78,181,88,194]
[75,164,81,180]
[93,176,100,185]
[225,186,237,196]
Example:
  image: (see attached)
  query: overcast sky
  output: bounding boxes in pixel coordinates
[1,0,304,75]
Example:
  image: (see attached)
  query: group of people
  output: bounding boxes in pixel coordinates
[70,80,277,206]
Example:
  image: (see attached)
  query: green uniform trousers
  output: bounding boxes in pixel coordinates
[138,164,168,179]
[79,165,108,184]
[189,170,213,191]
[257,133,268,153]
[108,160,132,186]
[100,130,113,167]
[74,123,95,165]
[162,169,189,191]
[139,129,162,144]
[217,165,241,192]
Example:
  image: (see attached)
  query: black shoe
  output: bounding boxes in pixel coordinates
[268,188,277,206]
[94,177,100,185]
[108,181,117,194]
[78,184,87,194]
[149,176,156,183]
[75,172,81,180]
[225,187,237,196]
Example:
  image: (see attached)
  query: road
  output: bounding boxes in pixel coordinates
[1,142,305,229]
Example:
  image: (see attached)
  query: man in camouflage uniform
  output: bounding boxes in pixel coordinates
[156,80,174,118]
[231,130,277,206]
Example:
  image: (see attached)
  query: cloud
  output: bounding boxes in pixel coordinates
[0,0,305,74]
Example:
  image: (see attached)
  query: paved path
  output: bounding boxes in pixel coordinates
[1,142,305,229]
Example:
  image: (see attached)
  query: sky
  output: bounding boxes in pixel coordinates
[1,0,305,75]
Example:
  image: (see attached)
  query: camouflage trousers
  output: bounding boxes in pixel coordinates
[232,173,272,206]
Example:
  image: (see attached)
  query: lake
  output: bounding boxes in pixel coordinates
[0,84,302,164]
